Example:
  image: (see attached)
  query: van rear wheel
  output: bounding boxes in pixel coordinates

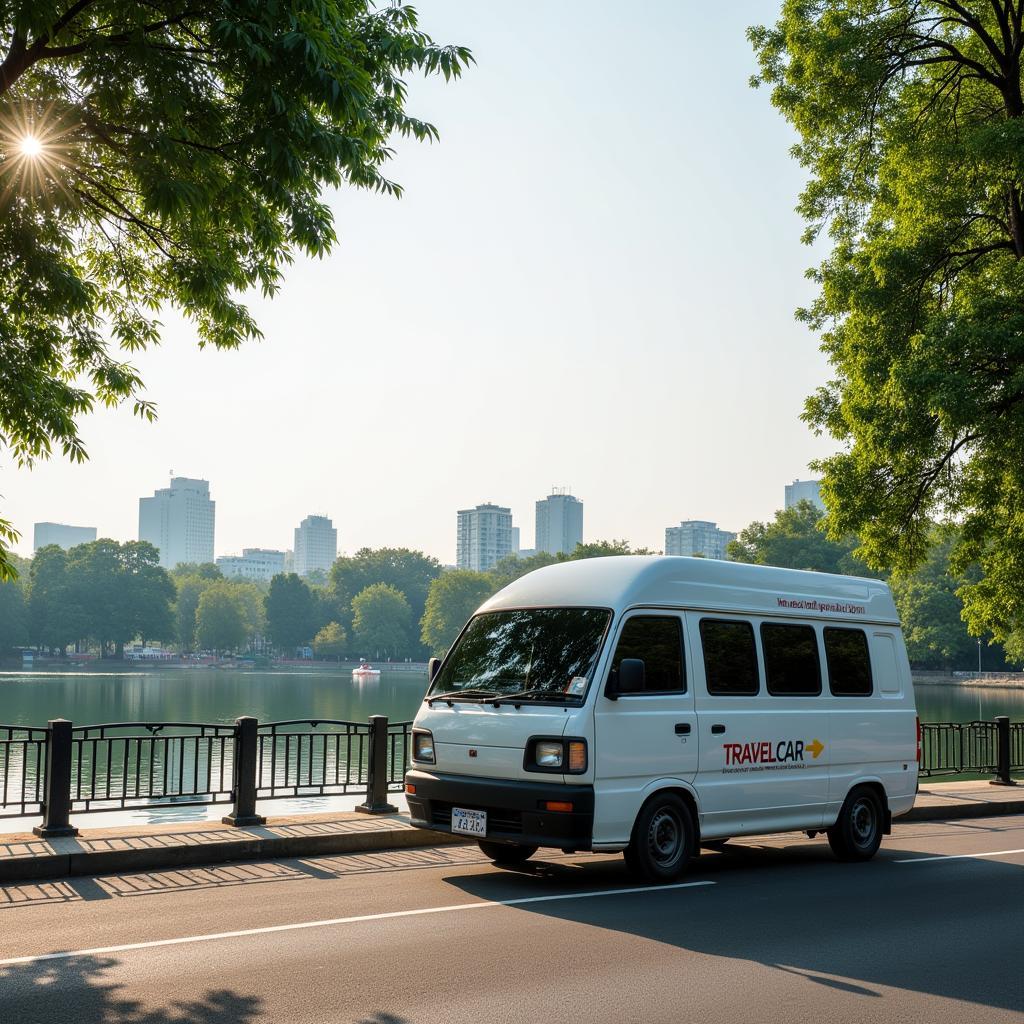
[827,786,883,862]
[624,793,695,883]
[478,840,538,865]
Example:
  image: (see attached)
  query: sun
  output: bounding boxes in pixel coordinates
[19,135,43,158]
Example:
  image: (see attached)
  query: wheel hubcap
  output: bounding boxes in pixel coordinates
[851,798,876,847]
[648,808,683,866]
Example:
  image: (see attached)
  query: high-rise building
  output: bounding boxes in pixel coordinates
[216,548,286,582]
[785,479,825,512]
[294,515,337,576]
[665,520,736,560]
[535,489,583,556]
[138,477,215,569]
[457,503,514,572]
[33,522,97,552]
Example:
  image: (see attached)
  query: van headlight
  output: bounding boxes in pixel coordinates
[535,741,563,768]
[412,729,435,764]
[525,738,587,774]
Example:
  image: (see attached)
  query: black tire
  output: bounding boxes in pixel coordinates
[827,786,884,862]
[701,838,731,851]
[478,840,538,865]
[624,793,695,883]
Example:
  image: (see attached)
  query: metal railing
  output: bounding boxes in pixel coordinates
[919,718,1022,781]
[256,720,370,798]
[0,715,410,835]
[1,714,1020,835]
[0,726,47,819]
[69,723,236,812]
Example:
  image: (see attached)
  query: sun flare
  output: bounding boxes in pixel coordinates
[19,135,43,158]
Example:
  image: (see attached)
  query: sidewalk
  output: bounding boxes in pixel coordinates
[0,780,1020,884]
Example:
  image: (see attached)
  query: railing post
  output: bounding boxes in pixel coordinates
[356,715,398,815]
[33,719,78,838]
[991,716,1016,787]
[222,716,266,825]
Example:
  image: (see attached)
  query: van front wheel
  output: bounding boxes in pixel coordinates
[827,786,883,862]
[625,793,695,883]
[478,840,538,865]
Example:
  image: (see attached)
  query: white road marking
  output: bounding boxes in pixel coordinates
[0,880,715,967]
[895,848,1024,864]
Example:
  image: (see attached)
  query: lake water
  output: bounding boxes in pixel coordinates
[1,668,1023,727]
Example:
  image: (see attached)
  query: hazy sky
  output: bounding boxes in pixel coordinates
[2,1,835,564]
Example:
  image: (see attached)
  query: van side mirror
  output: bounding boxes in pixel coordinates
[428,657,442,683]
[606,658,645,700]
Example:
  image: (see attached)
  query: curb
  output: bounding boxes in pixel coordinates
[900,799,1024,823]
[0,825,471,884]
[2,798,1021,884]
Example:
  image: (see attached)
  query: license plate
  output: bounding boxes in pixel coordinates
[451,806,487,837]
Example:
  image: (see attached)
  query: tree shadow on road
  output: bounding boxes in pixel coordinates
[0,954,262,1024]
[445,831,1024,1015]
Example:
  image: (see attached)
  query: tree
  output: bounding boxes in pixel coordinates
[489,551,558,588]
[313,621,347,661]
[228,579,265,641]
[120,541,175,645]
[330,548,441,651]
[420,570,496,656]
[891,532,982,669]
[27,545,81,652]
[195,582,247,654]
[265,573,316,651]
[0,555,28,653]
[750,3,1024,650]
[351,583,412,659]
[63,538,173,655]
[563,540,654,559]
[171,563,223,581]
[172,573,215,651]
[727,502,869,575]
[0,3,472,580]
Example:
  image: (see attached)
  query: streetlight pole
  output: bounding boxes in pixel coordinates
[977,638,983,720]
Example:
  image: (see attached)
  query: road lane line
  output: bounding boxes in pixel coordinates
[0,880,715,967]
[895,848,1024,864]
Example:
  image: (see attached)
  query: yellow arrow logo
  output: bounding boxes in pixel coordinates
[806,739,824,759]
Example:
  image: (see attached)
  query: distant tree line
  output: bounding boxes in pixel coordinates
[0,519,995,671]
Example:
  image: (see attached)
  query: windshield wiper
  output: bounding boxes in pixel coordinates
[426,688,502,706]
[493,688,582,705]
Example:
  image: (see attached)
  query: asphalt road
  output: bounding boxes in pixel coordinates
[1,815,1022,1024]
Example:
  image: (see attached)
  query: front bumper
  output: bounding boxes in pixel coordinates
[405,769,595,851]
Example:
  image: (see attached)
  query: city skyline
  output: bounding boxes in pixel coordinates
[21,473,823,566]
[1,2,831,565]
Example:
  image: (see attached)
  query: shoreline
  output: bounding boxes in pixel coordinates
[913,677,1024,691]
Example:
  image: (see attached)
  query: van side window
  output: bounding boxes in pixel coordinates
[761,623,821,696]
[824,627,873,696]
[699,619,759,696]
[611,616,685,693]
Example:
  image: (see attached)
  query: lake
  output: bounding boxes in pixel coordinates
[1,668,1023,727]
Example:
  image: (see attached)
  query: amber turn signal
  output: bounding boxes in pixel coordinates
[543,800,573,813]
[405,783,416,795]
[567,741,587,773]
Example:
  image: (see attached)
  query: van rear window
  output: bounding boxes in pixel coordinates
[761,623,821,696]
[824,627,873,696]
[700,619,759,696]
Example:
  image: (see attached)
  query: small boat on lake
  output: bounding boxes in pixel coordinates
[352,661,381,681]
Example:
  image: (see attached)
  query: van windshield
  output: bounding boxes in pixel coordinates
[429,608,611,702]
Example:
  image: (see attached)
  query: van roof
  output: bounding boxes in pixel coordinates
[479,555,899,625]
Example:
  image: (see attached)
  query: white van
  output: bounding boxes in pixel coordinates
[405,556,918,881]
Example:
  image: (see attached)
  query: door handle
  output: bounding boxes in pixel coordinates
[674,722,691,735]
[711,724,726,735]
